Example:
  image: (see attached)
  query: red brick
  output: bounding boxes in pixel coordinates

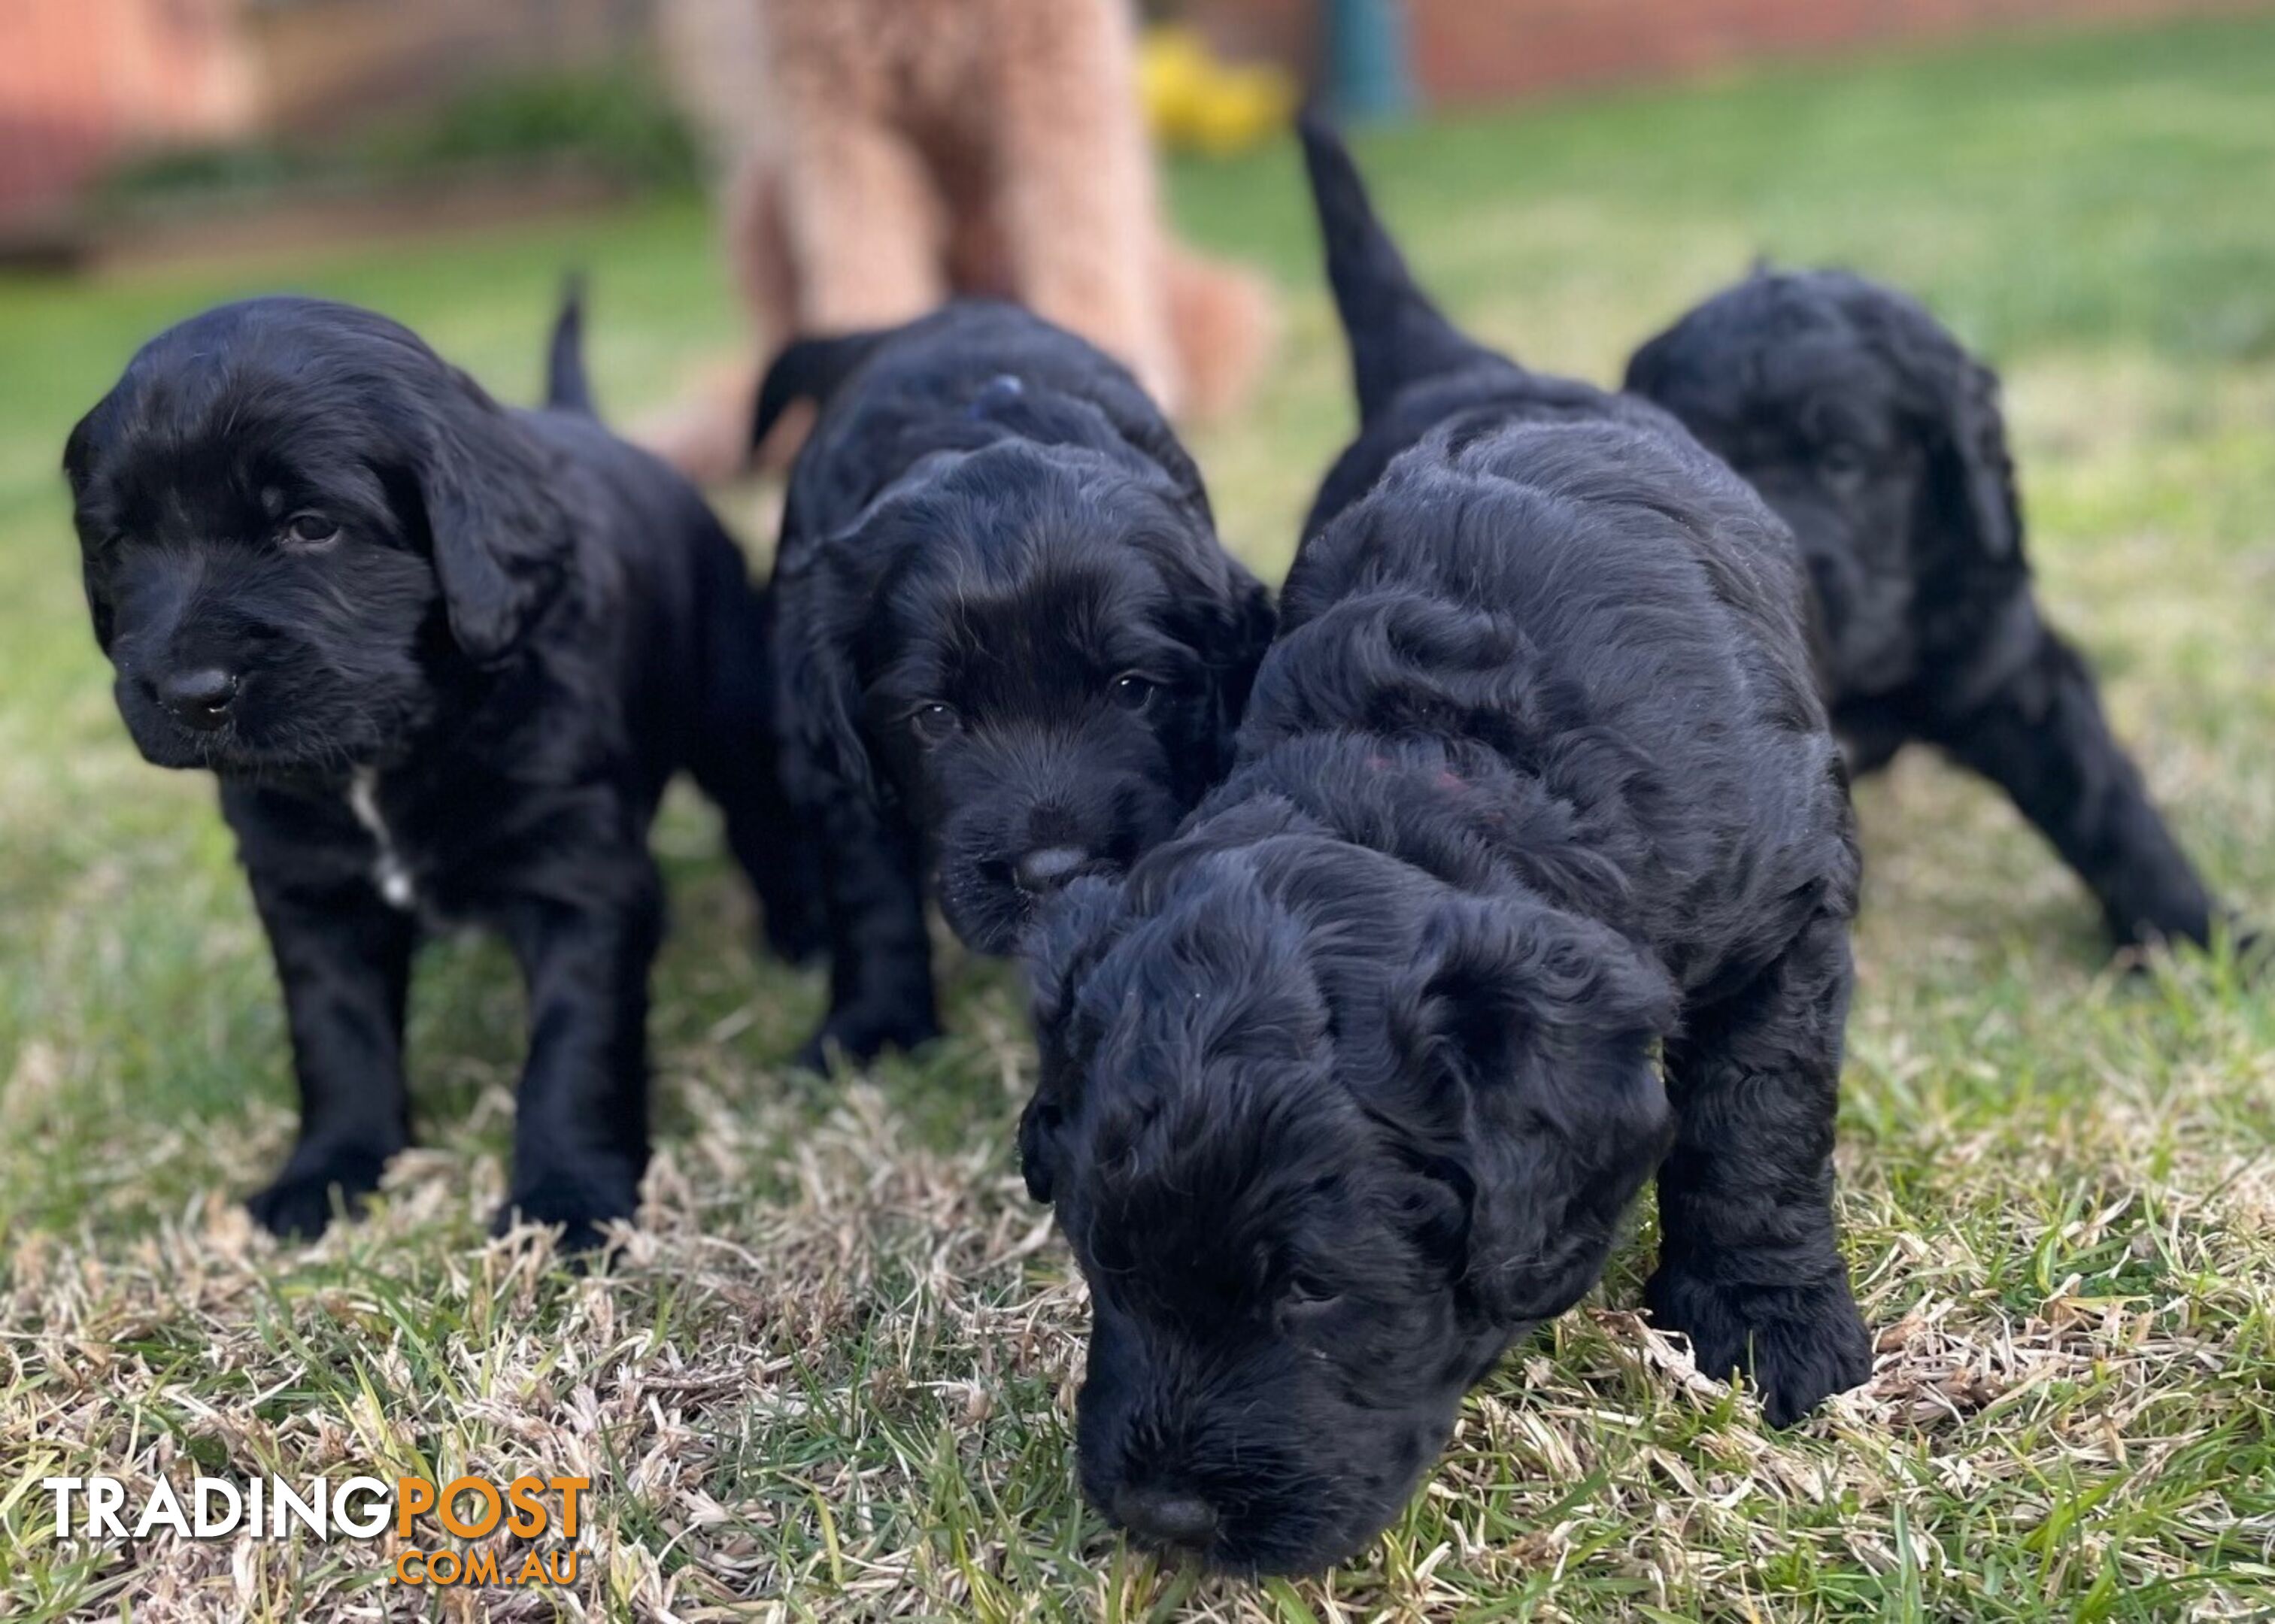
[1403,0,2275,105]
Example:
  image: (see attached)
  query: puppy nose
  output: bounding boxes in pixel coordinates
[157,667,239,729]
[1015,844,1088,894]
[1113,1486,1218,1551]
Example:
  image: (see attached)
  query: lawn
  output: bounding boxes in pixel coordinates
[4,14,2273,1621]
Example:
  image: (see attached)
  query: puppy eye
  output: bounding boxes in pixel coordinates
[1816,444,1867,483]
[1109,674,1156,713]
[1283,1272,1342,1312]
[908,701,963,744]
[281,513,339,550]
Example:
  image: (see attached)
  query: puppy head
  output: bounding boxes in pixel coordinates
[1624,269,2021,689]
[64,297,570,775]
[1022,837,1676,1573]
[794,441,1273,953]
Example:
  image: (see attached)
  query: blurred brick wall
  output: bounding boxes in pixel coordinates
[0,0,654,230]
[246,0,653,138]
[1178,0,2273,100]
[1403,0,2275,105]
[0,0,253,224]
[1177,0,1319,66]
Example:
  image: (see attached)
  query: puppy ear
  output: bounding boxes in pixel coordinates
[1920,353,2023,564]
[61,411,96,497]
[63,414,117,653]
[774,543,882,804]
[1018,876,1131,1204]
[81,556,116,654]
[1396,895,1678,1326]
[416,370,574,664]
[1017,1091,1063,1204]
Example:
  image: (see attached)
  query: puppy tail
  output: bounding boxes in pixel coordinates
[545,274,596,417]
[749,330,888,466]
[1298,107,1489,424]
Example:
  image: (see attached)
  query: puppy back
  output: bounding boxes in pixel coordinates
[781,301,1213,547]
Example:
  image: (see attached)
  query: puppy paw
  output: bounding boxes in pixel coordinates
[247,1145,393,1240]
[1646,1266,1871,1427]
[793,1005,942,1072]
[493,1164,641,1256]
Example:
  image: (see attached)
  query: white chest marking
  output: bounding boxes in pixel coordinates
[347,768,417,911]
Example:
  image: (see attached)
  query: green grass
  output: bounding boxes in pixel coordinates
[5,14,2275,1619]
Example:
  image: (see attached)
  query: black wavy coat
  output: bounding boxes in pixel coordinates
[64,292,816,1245]
[1017,120,1871,1575]
[1624,268,2228,954]
[760,301,1274,1067]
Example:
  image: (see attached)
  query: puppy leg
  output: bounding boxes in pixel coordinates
[494,861,665,1250]
[244,874,417,1240]
[1646,911,1871,1426]
[1925,620,2219,952]
[802,798,939,1069]
[688,578,825,963]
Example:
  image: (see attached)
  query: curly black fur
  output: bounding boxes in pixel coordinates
[1624,269,2229,953]
[763,301,1274,1068]
[62,290,818,1247]
[1018,120,1870,1575]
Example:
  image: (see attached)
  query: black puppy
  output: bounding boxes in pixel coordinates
[1018,120,1870,1574]
[65,290,817,1246]
[757,301,1274,1067]
[1624,270,2227,954]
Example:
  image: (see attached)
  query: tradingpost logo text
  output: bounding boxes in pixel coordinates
[41,1473,591,1586]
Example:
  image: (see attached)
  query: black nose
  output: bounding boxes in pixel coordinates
[156,668,238,730]
[1112,1486,1218,1551]
[1015,844,1088,894]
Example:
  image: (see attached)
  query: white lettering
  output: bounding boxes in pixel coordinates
[135,1478,190,1538]
[193,1477,243,1538]
[333,1477,390,1538]
[86,1478,127,1538]
[271,1477,326,1538]
[41,1477,80,1538]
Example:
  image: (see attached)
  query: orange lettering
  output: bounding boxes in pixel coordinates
[550,1476,589,1539]
[437,1477,502,1539]
[394,1479,435,1539]
[505,1475,548,1538]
